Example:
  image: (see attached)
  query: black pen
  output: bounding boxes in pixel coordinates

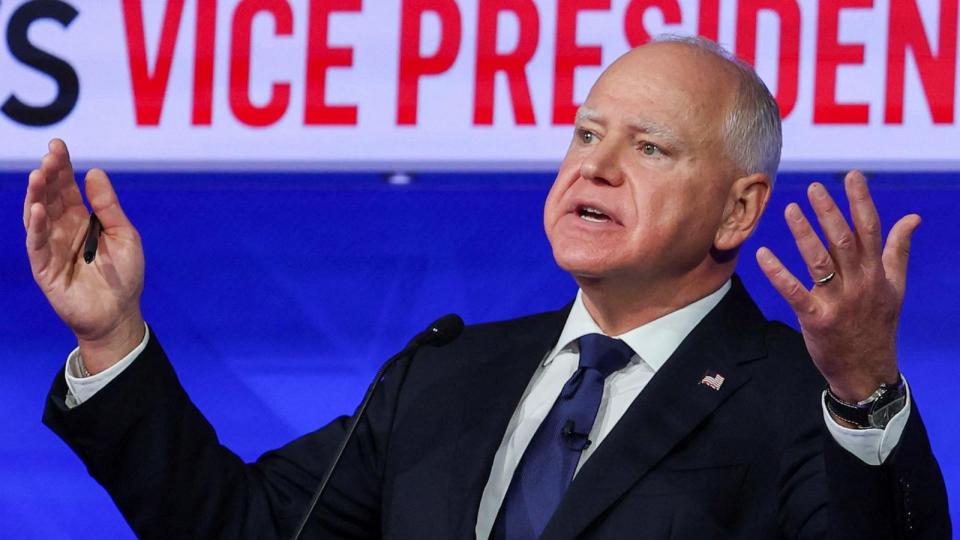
[83,213,102,264]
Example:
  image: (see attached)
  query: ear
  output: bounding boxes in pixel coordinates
[714,172,772,251]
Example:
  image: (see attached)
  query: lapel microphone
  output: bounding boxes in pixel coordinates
[562,420,592,451]
[290,314,464,540]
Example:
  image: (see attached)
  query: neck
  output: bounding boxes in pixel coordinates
[576,266,731,336]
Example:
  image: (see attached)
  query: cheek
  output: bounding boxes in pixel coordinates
[625,185,702,244]
[685,184,728,231]
[543,182,564,233]
[544,160,580,226]
[628,185,671,230]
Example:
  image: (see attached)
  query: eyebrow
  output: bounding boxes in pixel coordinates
[576,106,685,149]
[575,106,602,124]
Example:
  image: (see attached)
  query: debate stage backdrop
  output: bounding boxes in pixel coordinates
[2,1,959,537]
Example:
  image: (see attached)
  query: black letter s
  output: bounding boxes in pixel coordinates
[3,0,79,126]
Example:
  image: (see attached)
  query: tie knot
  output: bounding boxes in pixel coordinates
[577,333,634,378]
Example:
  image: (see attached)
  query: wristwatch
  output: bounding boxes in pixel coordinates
[824,375,907,429]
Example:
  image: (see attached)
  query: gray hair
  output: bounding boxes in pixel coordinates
[653,34,782,181]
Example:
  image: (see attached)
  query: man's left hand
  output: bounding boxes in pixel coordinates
[755,170,919,404]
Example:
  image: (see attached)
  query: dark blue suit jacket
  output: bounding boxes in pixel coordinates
[43,278,951,538]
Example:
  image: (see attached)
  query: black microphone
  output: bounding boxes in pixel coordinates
[290,314,464,540]
[406,313,464,348]
[562,420,592,451]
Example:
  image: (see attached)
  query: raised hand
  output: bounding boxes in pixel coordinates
[24,139,145,374]
[755,171,918,403]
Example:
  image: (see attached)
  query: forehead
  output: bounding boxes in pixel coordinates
[583,43,736,143]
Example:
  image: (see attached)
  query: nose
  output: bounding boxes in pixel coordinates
[579,138,624,186]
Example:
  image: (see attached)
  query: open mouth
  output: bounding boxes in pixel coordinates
[577,205,612,223]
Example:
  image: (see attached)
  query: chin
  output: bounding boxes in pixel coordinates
[551,243,615,280]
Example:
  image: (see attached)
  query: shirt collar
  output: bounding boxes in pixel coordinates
[545,279,731,372]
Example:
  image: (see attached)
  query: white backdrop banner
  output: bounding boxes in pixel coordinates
[0,0,957,171]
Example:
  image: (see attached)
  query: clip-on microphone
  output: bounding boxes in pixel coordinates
[562,420,592,451]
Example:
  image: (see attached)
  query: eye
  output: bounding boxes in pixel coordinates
[639,142,662,156]
[577,128,596,144]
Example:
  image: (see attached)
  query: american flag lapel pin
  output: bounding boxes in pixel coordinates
[699,370,725,391]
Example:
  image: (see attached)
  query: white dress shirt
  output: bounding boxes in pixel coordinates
[64,324,151,408]
[473,282,910,539]
[62,284,910,540]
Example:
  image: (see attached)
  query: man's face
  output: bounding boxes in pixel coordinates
[543,43,740,285]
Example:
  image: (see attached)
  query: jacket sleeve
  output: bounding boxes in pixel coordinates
[785,399,952,540]
[42,329,398,539]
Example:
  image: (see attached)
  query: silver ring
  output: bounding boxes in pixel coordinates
[814,271,837,286]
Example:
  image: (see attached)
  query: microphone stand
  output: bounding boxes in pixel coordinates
[290,315,463,540]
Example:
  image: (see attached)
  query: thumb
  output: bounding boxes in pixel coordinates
[881,213,921,297]
[84,168,133,231]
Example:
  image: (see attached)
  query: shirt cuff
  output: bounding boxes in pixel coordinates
[63,323,151,409]
[821,378,911,466]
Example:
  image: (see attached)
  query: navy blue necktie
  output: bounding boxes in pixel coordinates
[492,333,635,540]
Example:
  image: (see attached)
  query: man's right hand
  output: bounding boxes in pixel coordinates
[24,139,145,374]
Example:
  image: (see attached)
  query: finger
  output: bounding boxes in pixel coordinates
[53,140,84,210]
[38,153,63,219]
[48,139,82,201]
[26,202,53,276]
[844,171,882,264]
[85,168,133,231]
[756,247,818,317]
[49,137,70,160]
[784,203,837,286]
[23,169,44,229]
[39,140,84,221]
[808,182,858,273]
[882,214,921,298]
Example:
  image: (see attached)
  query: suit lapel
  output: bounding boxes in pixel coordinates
[447,306,571,540]
[541,278,769,540]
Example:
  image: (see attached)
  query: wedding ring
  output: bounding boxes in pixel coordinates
[814,271,837,286]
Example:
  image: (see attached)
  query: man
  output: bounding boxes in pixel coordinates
[26,37,949,538]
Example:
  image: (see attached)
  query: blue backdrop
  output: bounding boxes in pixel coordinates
[2,170,957,537]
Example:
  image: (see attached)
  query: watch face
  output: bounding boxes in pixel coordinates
[869,394,908,428]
